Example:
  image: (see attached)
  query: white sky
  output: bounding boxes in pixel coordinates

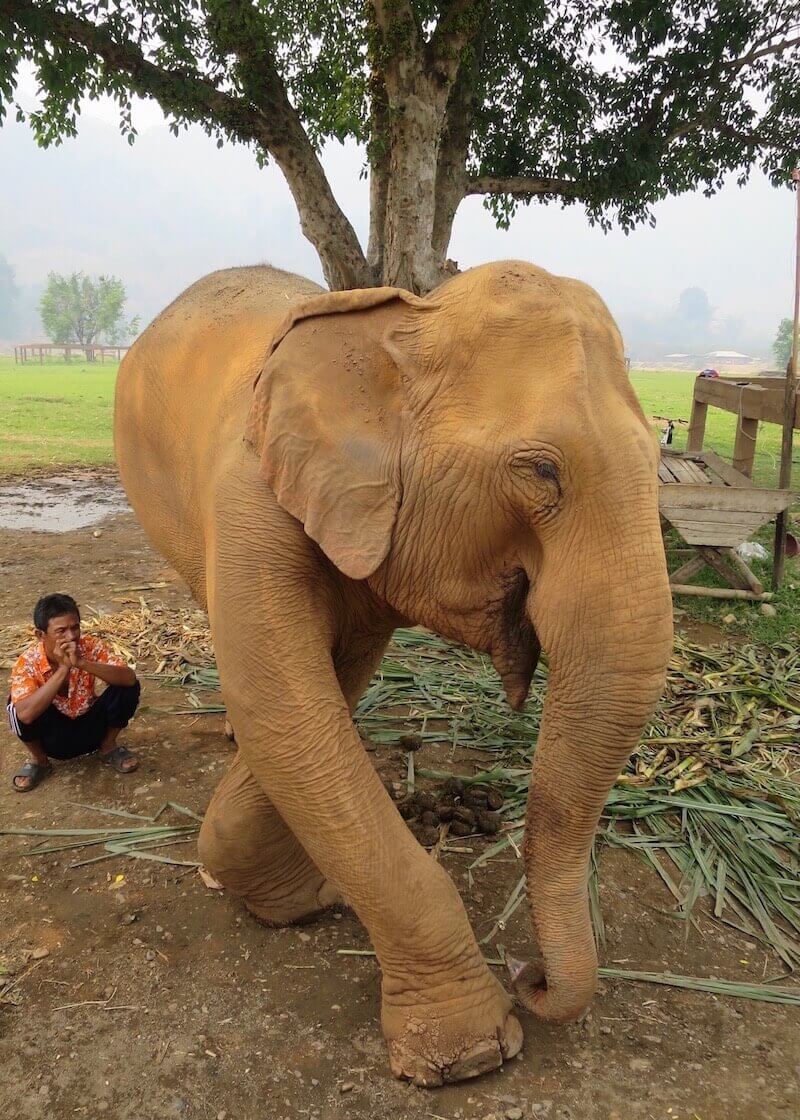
[0,72,795,347]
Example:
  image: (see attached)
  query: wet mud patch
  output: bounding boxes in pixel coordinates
[0,471,129,532]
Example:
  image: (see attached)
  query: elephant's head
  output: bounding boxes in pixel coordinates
[245,260,673,1023]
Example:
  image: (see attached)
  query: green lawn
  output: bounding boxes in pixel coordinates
[1,356,797,642]
[2,359,794,482]
[0,356,118,475]
[631,368,796,489]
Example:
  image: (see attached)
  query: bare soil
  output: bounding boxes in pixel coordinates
[1,472,798,1120]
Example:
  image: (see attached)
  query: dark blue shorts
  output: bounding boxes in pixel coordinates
[7,682,141,760]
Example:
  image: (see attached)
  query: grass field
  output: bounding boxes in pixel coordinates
[1,355,797,641]
[0,356,117,475]
[2,358,795,482]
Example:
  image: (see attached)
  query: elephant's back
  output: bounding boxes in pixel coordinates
[143,265,324,343]
[117,265,323,418]
[114,265,324,591]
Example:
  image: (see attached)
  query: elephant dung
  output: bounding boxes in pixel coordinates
[475,810,501,835]
[398,733,423,752]
[411,823,440,847]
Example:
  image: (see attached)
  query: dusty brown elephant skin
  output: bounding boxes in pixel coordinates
[114,261,673,1086]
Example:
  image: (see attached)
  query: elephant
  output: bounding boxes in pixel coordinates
[114,260,673,1087]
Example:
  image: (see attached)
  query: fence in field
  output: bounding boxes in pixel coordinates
[14,342,130,364]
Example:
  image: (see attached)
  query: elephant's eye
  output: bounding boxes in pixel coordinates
[533,459,559,485]
[509,450,563,507]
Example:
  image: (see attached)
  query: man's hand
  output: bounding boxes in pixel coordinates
[52,639,75,669]
[75,657,137,688]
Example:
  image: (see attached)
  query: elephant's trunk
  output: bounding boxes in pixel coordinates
[515,511,673,1022]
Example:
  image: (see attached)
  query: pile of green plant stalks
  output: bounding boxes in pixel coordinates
[170,628,800,968]
[363,630,800,970]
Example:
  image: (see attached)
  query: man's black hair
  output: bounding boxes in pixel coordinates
[33,593,80,632]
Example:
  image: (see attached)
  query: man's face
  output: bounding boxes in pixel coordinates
[38,612,81,659]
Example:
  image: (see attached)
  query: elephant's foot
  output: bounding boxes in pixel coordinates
[382,976,523,1087]
[243,875,341,927]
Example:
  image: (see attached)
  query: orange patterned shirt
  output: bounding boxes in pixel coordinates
[10,636,126,719]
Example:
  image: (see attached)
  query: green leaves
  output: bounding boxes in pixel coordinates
[39,271,136,347]
[773,317,794,368]
[471,0,800,229]
[1,1,799,280]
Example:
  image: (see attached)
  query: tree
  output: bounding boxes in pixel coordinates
[671,286,713,350]
[2,2,799,295]
[39,271,138,350]
[676,288,712,330]
[0,253,20,336]
[773,317,795,368]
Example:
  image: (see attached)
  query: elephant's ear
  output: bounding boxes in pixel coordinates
[245,287,426,581]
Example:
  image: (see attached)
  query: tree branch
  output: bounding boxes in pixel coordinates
[427,0,488,76]
[723,31,800,70]
[198,0,373,287]
[7,0,263,141]
[432,22,488,263]
[365,6,390,274]
[371,0,422,66]
[466,176,582,199]
[7,0,372,289]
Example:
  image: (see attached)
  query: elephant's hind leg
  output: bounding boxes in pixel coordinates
[198,751,339,925]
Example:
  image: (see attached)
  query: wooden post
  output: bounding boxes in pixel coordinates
[773,169,800,590]
[671,585,773,601]
[732,414,759,477]
[723,547,765,596]
[685,391,708,454]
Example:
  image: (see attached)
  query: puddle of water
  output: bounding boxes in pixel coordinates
[0,476,130,532]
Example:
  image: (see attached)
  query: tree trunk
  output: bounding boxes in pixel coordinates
[382,86,451,293]
[432,31,486,270]
[370,1,461,294]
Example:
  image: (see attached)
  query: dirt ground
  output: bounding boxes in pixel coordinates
[0,470,798,1120]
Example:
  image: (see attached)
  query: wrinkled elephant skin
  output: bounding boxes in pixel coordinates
[114,261,673,1084]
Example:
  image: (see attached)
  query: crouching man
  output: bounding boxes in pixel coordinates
[7,593,141,792]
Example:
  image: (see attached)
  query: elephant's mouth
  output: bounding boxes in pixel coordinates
[488,568,540,710]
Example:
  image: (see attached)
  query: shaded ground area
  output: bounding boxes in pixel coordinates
[1,472,798,1120]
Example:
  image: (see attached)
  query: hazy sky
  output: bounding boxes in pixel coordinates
[0,76,795,353]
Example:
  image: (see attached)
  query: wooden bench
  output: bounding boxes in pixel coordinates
[658,449,792,601]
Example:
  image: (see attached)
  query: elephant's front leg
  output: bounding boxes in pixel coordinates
[198,751,340,925]
[199,633,389,924]
[211,579,521,1086]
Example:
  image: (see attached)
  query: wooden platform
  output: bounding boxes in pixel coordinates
[658,450,792,600]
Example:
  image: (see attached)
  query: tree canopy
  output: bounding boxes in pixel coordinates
[2,1,799,293]
[39,271,139,348]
